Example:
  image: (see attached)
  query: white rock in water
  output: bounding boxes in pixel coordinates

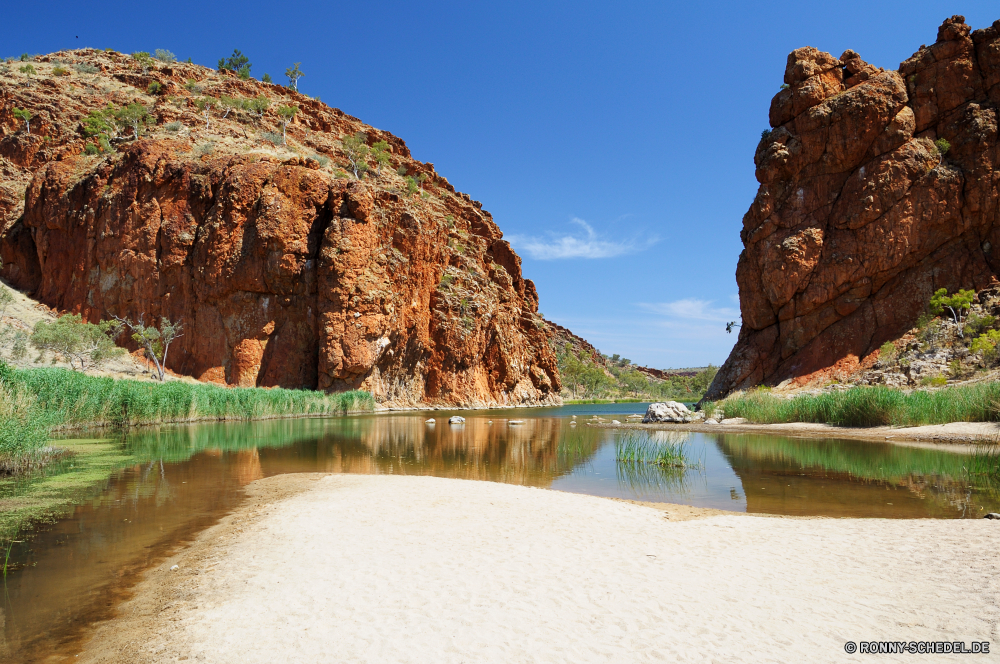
[612,419,621,424]
[509,420,525,425]
[642,401,692,423]
[448,416,465,424]
[425,419,436,423]
[704,418,719,425]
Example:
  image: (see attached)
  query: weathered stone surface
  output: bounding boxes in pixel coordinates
[707,16,1000,399]
[0,50,560,408]
[642,401,692,423]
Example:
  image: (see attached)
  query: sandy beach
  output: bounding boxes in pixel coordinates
[80,474,1000,663]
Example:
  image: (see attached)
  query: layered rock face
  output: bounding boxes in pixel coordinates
[707,16,1000,399]
[0,50,559,407]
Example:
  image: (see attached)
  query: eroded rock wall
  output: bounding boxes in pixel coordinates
[707,16,1000,399]
[0,50,559,407]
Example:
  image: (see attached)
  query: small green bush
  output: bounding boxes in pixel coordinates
[18,64,35,76]
[194,141,216,156]
[934,138,951,156]
[165,121,183,132]
[878,341,897,366]
[262,131,283,146]
[52,66,69,76]
[966,313,997,337]
[154,49,176,64]
[83,143,100,155]
[919,374,947,387]
[760,129,773,141]
[262,73,272,83]
[74,63,99,75]
[309,153,330,167]
[147,81,162,95]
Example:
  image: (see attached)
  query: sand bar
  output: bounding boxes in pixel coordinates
[596,420,1000,444]
[81,474,1000,663]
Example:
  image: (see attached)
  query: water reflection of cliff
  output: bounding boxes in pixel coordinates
[125,416,606,488]
[712,434,1000,518]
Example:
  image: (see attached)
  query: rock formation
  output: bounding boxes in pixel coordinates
[707,16,1000,399]
[0,50,560,407]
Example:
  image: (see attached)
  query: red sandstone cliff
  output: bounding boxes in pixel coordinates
[0,50,560,407]
[707,16,1000,399]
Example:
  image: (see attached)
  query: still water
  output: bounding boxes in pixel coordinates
[1,403,997,660]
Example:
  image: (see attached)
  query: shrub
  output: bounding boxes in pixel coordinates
[131,51,153,74]
[218,49,251,78]
[83,143,100,155]
[396,165,408,176]
[52,66,69,76]
[154,49,176,64]
[19,54,30,62]
[760,129,772,141]
[30,314,125,371]
[184,79,201,92]
[919,374,947,387]
[405,176,418,195]
[0,285,12,318]
[970,329,1000,365]
[245,95,270,124]
[18,64,35,76]
[115,103,153,140]
[934,138,951,156]
[966,313,996,337]
[194,141,216,156]
[878,341,897,366]
[147,81,163,95]
[261,131,284,146]
[165,121,182,132]
[371,140,391,176]
[779,83,789,90]
[262,73,272,83]
[309,153,330,167]
[74,63,99,75]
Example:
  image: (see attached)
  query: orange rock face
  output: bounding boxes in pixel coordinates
[0,50,559,407]
[707,16,1000,399]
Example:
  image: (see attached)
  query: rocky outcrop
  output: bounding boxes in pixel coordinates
[0,50,560,407]
[707,16,1000,399]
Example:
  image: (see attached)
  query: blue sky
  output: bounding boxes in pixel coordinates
[6,1,997,368]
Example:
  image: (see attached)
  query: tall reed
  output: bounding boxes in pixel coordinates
[721,383,1000,427]
[0,362,374,472]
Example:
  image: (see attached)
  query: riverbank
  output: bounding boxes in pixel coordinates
[592,419,1000,444]
[78,474,998,663]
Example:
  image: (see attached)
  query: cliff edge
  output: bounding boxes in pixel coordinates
[707,16,1000,399]
[0,50,560,408]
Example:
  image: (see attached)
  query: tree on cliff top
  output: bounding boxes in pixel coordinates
[131,51,153,75]
[218,49,251,79]
[112,315,183,381]
[285,62,304,91]
[341,131,370,178]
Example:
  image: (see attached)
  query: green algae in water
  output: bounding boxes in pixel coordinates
[0,439,137,543]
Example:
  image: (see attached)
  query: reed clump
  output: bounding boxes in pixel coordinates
[0,361,374,472]
[720,383,1000,427]
[614,431,689,467]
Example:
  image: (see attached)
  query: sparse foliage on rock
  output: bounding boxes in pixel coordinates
[371,140,391,176]
[131,51,154,74]
[341,131,370,178]
[285,62,304,91]
[154,49,176,64]
[12,107,31,133]
[276,105,298,144]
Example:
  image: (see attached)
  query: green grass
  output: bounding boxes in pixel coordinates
[564,398,647,404]
[721,383,1000,427]
[614,431,689,467]
[0,362,374,472]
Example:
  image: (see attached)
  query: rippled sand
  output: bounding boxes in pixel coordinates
[82,474,1000,663]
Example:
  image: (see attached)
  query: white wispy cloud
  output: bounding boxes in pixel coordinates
[507,218,651,260]
[639,298,740,323]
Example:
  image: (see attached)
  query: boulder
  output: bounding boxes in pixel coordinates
[448,416,465,424]
[642,401,692,423]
